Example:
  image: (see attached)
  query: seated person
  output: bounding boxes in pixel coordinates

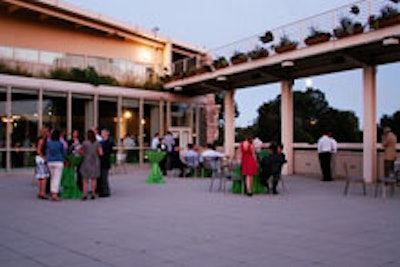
[200,144,226,160]
[259,143,286,195]
[182,143,200,177]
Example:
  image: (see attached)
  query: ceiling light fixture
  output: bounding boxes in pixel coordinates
[174,86,183,91]
[281,60,294,68]
[382,37,399,46]
[216,76,227,81]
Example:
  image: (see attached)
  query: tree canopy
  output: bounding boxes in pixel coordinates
[236,88,362,143]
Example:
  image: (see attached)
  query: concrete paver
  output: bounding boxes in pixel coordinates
[0,167,399,267]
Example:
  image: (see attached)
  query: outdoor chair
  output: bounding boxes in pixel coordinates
[222,161,245,194]
[375,176,397,198]
[113,152,127,174]
[343,162,366,196]
[202,156,225,192]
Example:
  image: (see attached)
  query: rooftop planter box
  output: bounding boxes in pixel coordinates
[274,35,298,54]
[333,17,364,39]
[247,47,269,60]
[230,51,248,65]
[213,56,229,70]
[369,5,400,29]
[304,27,331,46]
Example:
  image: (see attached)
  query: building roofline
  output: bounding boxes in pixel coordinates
[12,0,207,54]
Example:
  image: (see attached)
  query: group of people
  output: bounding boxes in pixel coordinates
[35,126,114,201]
[238,136,287,196]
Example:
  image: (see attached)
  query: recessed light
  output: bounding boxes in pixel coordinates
[281,60,294,67]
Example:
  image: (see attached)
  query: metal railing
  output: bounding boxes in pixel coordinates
[169,0,399,77]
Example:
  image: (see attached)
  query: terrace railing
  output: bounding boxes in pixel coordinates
[169,0,400,80]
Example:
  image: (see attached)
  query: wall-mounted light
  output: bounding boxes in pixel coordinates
[174,86,183,91]
[123,110,132,119]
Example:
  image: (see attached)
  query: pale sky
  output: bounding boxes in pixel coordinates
[65,0,399,128]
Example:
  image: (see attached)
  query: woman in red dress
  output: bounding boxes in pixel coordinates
[239,136,258,196]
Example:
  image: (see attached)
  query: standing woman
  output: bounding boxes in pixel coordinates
[46,129,65,201]
[35,127,50,199]
[239,136,258,196]
[80,129,103,200]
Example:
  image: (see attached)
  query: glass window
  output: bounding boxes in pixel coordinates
[71,94,92,140]
[0,46,13,59]
[40,51,64,65]
[171,102,191,127]
[143,100,160,146]
[14,48,39,62]
[87,56,110,75]
[43,91,67,131]
[98,96,117,142]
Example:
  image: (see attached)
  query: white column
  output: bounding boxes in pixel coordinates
[224,89,235,159]
[139,98,144,165]
[117,95,122,149]
[195,105,200,145]
[159,100,164,135]
[363,66,377,183]
[166,101,171,129]
[6,86,11,171]
[93,93,98,128]
[281,80,294,175]
[67,91,72,139]
[38,87,43,134]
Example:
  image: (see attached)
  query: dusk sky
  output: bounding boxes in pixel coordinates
[66,0,399,128]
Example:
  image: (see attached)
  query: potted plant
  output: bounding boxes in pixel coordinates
[230,51,248,65]
[247,46,269,60]
[213,56,229,70]
[333,17,364,38]
[369,5,400,29]
[304,26,331,46]
[259,31,274,43]
[274,34,298,54]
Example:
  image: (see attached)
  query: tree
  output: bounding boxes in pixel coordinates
[244,88,361,143]
[378,111,400,142]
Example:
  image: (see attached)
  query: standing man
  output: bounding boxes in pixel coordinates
[151,132,160,150]
[98,129,114,197]
[163,131,175,170]
[317,131,337,182]
[382,127,397,177]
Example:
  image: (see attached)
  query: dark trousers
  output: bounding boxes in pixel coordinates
[97,168,110,196]
[319,152,332,181]
[384,160,395,177]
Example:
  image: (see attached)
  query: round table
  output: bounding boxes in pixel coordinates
[60,155,83,199]
[145,151,166,184]
[232,150,269,194]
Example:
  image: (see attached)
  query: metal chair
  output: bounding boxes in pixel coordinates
[202,156,224,192]
[343,162,366,196]
[113,152,127,174]
[375,176,397,198]
[222,161,245,194]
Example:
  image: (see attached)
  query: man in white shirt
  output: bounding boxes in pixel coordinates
[200,144,226,160]
[317,131,337,181]
[151,132,160,150]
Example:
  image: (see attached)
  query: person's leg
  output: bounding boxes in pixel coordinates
[246,175,253,196]
[82,178,88,199]
[49,162,62,201]
[91,179,97,199]
[272,174,280,195]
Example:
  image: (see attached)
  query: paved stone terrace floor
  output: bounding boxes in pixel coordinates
[0,166,399,267]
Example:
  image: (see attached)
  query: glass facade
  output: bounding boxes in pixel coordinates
[0,83,204,171]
